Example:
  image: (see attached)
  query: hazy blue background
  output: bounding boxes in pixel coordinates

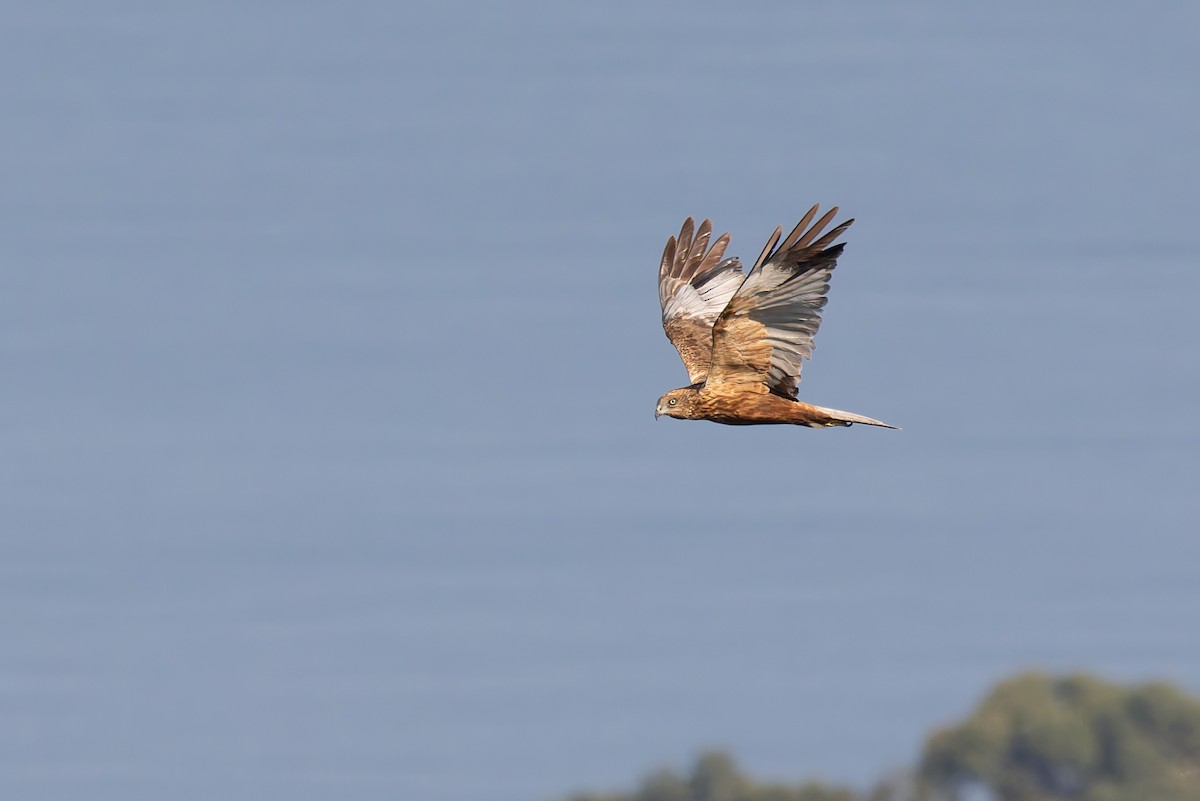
[3,2,1198,800]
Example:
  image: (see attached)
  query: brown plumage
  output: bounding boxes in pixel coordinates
[655,204,896,429]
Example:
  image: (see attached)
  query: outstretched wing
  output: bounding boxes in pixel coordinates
[706,204,853,399]
[658,217,745,384]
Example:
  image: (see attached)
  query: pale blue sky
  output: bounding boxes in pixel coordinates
[3,3,1199,800]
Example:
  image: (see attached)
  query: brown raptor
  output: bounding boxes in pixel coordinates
[655,205,896,429]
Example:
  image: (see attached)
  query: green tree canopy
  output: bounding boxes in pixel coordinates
[566,751,856,801]
[918,672,1200,801]
[560,672,1200,801]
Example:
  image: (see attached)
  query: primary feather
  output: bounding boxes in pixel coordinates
[658,218,745,385]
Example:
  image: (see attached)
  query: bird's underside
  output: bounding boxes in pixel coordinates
[654,204,896,429]
[661,385,894,429]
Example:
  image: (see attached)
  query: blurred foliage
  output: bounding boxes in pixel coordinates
[559,673,1200,801]
[918,672,1200,801]
[566,751,857,801]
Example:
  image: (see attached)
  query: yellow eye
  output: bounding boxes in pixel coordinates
[668,398,677,406]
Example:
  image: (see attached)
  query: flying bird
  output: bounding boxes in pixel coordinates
[655,204,896,429]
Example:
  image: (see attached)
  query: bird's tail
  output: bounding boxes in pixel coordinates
[812,404,899,430]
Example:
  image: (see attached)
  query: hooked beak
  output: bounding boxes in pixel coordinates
[655,408,662,420]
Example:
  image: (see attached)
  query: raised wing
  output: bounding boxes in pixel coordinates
[706,204,853,399]
[658,217,745,384]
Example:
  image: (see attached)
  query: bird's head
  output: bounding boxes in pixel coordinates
[655,387,699,420]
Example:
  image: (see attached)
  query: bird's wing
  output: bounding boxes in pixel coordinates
[706,204,853,399]
[658,217,746,384]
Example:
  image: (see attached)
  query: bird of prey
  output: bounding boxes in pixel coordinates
[655,204,896,429]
